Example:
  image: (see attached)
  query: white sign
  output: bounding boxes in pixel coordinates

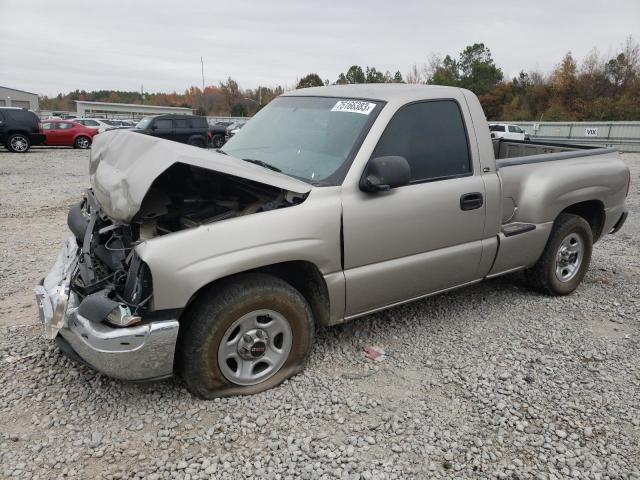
[585,128,599,137]
[331,100,376,115]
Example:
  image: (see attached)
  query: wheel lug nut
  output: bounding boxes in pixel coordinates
[256,330,265,339]
[243,334,253,343]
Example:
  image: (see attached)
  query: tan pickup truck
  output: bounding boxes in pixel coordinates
[36,84,630,398]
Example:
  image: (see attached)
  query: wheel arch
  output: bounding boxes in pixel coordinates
[183,260,332,327]
[558,199,605,241]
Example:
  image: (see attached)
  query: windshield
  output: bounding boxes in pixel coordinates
[135,117,154,129]
[221,96,381,184]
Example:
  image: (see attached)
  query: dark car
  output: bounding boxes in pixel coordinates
[133,115,210,148]
[209,121,234,148]
[0,108,46,153]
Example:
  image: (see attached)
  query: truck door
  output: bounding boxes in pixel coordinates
[341,99,486,316]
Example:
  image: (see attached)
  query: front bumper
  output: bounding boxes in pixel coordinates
[35,236,179,381]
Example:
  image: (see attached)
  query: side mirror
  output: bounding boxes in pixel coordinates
[360,156,411,193]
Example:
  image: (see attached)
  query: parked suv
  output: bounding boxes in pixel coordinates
[133,115,210,147]
[0,108,46,153]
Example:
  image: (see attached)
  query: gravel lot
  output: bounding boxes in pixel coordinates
[1,147,639,479]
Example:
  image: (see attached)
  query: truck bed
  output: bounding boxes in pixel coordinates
[493,139,616,167]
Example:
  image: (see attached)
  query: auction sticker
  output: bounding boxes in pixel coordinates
[331,100,376,115]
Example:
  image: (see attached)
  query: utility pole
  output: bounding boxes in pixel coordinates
[201,57,205,92]
[201,56,206,114]
[140,84,144,104]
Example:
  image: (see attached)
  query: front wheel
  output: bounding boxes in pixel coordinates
[178,273,315,398]
[525,213,593,295]
[188,137,206,148]
[74,136,91,149]
[7,133,30,153]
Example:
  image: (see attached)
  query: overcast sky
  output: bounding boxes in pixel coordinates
[1,0,639,97]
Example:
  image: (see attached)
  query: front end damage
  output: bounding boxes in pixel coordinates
[35,190,180,381]
[35,131,310,381]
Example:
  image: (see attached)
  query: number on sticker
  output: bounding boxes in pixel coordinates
[331,100,376,115]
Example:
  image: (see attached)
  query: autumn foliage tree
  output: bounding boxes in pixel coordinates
[40,37,640,121]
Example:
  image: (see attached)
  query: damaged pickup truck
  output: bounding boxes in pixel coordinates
[36,85,630,398]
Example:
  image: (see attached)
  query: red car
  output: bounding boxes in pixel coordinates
[41,120,99,149]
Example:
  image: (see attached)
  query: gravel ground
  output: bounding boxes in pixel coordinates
[1,147,639,479]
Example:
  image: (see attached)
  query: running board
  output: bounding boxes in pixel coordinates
[501,222,536,237]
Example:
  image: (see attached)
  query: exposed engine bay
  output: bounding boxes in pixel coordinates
[67,164,306,326]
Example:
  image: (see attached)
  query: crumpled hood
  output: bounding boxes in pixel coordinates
[89,130,311,222]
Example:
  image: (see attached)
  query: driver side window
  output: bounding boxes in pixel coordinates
[371,100,472,183]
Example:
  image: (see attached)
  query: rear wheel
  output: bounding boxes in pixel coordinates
[212,134,224,148]
[7,133,30,153]
[178,273,315,398]
[526,213,593,295]
[74,136,91,149]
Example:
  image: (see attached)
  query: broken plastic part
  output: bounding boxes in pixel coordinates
[106,304,142,327]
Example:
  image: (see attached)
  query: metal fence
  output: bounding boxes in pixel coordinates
[501,121,640,152]
[206,116,251,125]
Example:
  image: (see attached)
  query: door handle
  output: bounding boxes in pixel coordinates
[460,192,483,211]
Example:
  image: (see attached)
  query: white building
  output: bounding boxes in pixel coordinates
[75,100,193,120]
[0,86,39,110]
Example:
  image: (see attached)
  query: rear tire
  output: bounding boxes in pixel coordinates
[74,136,91,149]
[525,213,593,295]
[178,273,315,399]
[7,133,30,153]
[212,134,224,148]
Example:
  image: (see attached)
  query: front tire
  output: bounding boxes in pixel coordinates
[7,133,30,153]
[526,213,593,295]
[178,273,315,399]
[188,137,206,148]
[74,136,91,149]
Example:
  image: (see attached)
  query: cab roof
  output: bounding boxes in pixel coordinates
[283,84,468,103]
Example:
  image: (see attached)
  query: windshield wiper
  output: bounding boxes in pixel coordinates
[242,158,281,172]
[215,148,227,155]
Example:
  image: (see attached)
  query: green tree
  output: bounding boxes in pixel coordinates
[429,55,460,86]
[337,65,366,84]
[393,71,404,83]
[458,43,503,94]
[297,73,324,89]
[365,67,385,83]
[231,103,247,117]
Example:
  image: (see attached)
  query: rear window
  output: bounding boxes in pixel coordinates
[5,110,38,124]
[190,117,208,128]
[489,124,505,132]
